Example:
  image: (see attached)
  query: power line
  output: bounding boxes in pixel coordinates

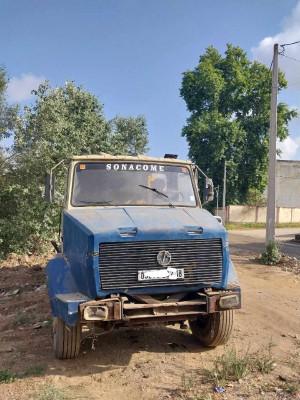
[278,39,300,61]
[269,58,273,72]
[280,53,300,63]
[278,39,300,64]
[280,40,300,47]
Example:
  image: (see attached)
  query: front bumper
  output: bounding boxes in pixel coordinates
[79,289,241,325]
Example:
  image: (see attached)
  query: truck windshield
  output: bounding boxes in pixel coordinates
[72,162,197,207]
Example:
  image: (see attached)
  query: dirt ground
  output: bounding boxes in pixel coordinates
[0,251,299,400]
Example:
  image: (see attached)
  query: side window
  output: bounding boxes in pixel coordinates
[178,173,196,204]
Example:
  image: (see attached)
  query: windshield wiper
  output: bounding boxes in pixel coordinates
[139,185,174,207]
[78,200,112,206]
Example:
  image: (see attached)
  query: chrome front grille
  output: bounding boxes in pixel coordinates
[99,239,223,289]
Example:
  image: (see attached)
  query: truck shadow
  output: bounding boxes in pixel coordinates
[45,324,214,377]
[0,263,217,380]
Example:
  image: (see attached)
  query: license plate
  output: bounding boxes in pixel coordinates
[138,268,184,281]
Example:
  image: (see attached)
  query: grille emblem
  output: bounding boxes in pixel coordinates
[157,250,172,266]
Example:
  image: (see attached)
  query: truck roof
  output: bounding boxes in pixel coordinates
[71,153,193,166]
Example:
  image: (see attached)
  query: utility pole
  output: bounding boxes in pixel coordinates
[222,160,226,224]
[266,43,279,243]
[215,185,219,216]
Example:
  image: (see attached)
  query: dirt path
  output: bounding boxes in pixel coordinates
[0,252,299,400]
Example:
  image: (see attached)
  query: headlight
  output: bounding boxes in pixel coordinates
[219,294,239,309]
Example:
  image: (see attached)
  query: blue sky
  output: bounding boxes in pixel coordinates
[1,0,300,160]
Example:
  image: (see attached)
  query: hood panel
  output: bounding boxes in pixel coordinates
[63,207,229,297]
[65,207,226,247]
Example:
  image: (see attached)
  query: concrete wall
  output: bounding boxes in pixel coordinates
[214,160,300,222]
[273,160,300,208]
[223,205,300,223]
[257,207,267,223]
[292,208,300,221]
[227,205,256,223]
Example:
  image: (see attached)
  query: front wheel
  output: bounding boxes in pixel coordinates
[189,310,234,347]
[53,317,81,359]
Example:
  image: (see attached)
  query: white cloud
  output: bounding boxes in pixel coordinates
[277,136,300,159]
[251,1,300,86]
[7,73,46,102]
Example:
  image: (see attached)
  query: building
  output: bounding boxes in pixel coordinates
[275,160,300,208]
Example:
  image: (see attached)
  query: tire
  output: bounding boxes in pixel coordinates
[189,310,234,347]
[53,317,81,359]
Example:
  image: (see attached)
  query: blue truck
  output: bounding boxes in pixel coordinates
[45,153,241,359]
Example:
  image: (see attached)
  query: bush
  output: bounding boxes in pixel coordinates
[262,241,281,265]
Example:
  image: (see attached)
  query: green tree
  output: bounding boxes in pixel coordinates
[180,44,297,205]
[14,80,110,159]
[1,80,110,257]
[0,65,19,143]
[0,66,20,256]
[0,65,20,180]
[0,80,149,257]
[109,115,149,156]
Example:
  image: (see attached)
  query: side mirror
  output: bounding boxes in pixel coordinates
[214,215,222,224]
[203,177,214,204]
[45,173,55,202]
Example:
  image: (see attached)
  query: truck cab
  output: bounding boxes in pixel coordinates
[45,153,241,359]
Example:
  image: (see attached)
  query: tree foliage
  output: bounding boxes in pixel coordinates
[0,80,149,258]
[109,115,149,156]
[0,65,19,142]
[180,44,297,205]
[0,67,20,256]
[0,66,19,182]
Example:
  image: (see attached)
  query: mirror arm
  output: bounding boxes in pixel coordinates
[50,159,66,175]
[46,159,67,203]
[194,165,209,180]
[193,165,214,205]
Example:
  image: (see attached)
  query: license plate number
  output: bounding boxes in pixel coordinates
[138,268,184,281]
